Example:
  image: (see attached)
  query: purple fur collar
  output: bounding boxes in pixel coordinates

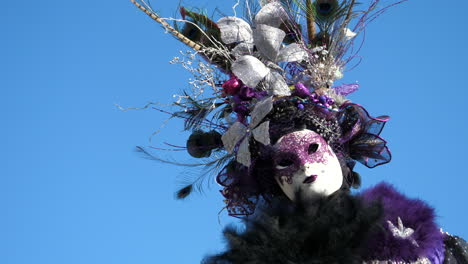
[359,183,445,263]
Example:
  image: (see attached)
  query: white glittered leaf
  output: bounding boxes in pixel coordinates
[255,2,288,28]
[253,24,285,62]
[276,43,307,63]
[231,55,270,88]
[236,137,251,167]
[263,71,291,96]
[221,122,247,154]
[252,121,270,145]
[217,17,253,45]
[250,96,273,128]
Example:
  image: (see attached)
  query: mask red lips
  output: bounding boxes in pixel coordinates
[303,175,318,184]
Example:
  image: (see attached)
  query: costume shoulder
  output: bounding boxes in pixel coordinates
[202,191,382,264]
[202,183,467,264]
[358,183,445,263]
[443,234,468,264]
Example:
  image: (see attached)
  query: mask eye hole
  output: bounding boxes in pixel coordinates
[276,158,294,169]
[308,143,319,154]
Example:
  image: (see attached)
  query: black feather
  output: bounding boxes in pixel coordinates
[173,93,217,131]
[176,185,193,199]
[203,190,383,263]
[351,171,361,188]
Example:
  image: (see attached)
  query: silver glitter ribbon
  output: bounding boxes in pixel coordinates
[276,43,308,63]
[217,17,253,45]
[254,2,288,28]
[231,43,254,58]
[253,24,285,61]
[262,71,290,96]
[221,96,273,167]
[221,121,248,154]
[218,3,307,96]
[231,55,270,89]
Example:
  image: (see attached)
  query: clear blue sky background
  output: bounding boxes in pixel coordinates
[2,0,468,263]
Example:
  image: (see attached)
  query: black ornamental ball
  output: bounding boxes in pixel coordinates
[186,130,222,158]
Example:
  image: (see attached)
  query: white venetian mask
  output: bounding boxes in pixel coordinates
[273,129,343,201]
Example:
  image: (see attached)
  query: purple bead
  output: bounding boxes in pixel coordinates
[326,98,335,105]
[297,104,304,109]
[310,93,318,100]
[318,96,327,104]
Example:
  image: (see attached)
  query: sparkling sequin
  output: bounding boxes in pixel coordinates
[363,258,431,264]
[387,217,419,247]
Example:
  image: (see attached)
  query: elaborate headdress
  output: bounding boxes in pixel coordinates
[130,0,401,216]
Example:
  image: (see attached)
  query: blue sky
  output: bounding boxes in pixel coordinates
[2,0,468,263]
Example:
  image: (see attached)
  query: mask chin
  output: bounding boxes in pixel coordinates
[273,129,343,202]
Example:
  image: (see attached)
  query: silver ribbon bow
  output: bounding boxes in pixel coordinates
[218,2,308,96]
[221,96,273,167]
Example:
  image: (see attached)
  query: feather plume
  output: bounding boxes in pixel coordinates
[172,93,218,131]
[176,185,193,199]
[177,7,221,47]
[135,145,233,199]
[314,0,349,32]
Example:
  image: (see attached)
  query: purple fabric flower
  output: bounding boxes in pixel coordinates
[254,90,268,99]
[239,85,256,100]
[232,102,249,123]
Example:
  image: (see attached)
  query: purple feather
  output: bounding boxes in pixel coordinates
[332,83,359,96]
[359,183,445,263]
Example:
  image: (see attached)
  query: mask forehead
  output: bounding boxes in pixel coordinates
[274,129,333,165]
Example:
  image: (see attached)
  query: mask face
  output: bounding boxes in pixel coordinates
[273,129,343,201]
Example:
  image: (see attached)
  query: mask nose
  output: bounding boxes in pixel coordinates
[302,163,316,177]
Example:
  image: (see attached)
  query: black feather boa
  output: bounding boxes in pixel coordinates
[203,190,383,264]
